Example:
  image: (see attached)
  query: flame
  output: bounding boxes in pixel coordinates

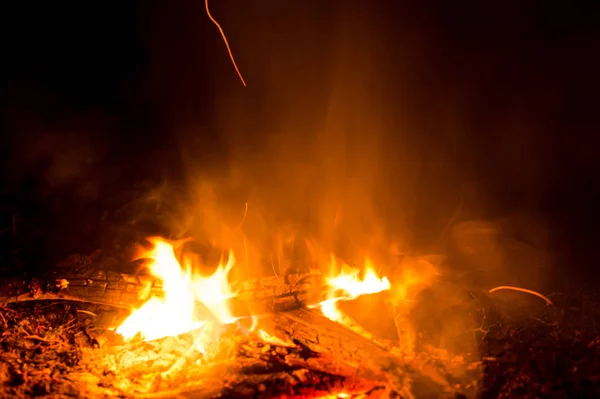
[249,314,295,347]
[116,237,237,348]
[321,256,391,323]
[116,237,392,353]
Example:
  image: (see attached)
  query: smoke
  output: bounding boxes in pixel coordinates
[126,6,600,382]
[1,93,116,258]
[1,2,595,397]
[2,0,570,335]
[7,115,109,198]
[131,1,569,291]
[156,1,420,259]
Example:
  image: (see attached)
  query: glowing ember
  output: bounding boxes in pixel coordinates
[255,329,295,347]
[116,237,237,346]
[321,256,391,323]
[249,314,296,347]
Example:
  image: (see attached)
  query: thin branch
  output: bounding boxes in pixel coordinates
[76,309,98,317]
[24,334,49,342]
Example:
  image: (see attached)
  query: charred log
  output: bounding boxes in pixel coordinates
[264,308,458,398]
[0,270,325,315]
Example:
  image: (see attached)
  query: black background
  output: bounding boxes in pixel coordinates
[0,1,598,288]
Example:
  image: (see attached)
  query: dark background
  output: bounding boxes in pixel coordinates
[0,1,598,289]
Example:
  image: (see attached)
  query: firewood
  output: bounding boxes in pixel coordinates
[131,361,388,399]
[0,271,326,315]
[72,323,393,399]
[264,308,457,399]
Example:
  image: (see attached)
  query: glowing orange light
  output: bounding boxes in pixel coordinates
[116,237,237,352]
[321,256,391,323]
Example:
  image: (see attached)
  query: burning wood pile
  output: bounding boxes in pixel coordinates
[0,236,483,398]
[5,232,598,398]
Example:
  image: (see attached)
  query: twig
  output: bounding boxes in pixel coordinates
[24,335,49,342]
[530,316,558,326]
[76,310,97,317]
[205,0,247,86]
[61,317,78,331]
[1,292,135,310]
[468,291,490,346]
[489,285,554,306]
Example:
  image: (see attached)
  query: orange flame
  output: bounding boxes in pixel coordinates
[117,237,393,354]
[116,237,237,349]
[250,314,295,347]
[321,256,391,323]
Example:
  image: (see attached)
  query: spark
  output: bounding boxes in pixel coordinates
[205,0,247,86]
[489,285,554,306]
[237,202,248,229]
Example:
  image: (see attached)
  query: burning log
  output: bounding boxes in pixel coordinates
[0,270,325,315]
[5,286,600,398]
[264,308,457,398]
[111,339,391,399]
[0,238,464,398]
[0,280,455,397]
[0,301,390,399]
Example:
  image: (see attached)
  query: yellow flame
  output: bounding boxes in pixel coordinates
[117,237,394,353]
[116,237,236,348]
[321,256,390,323]
[249,314,295,347]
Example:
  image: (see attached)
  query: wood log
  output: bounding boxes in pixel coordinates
[263,308,457,399]
[74,325,392,399]
[0,270,326,315]
[133,355,389,399]
[113,309,457,398]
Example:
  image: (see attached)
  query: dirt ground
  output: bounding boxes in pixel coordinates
[0,302,389,399]
[1,291,600,399]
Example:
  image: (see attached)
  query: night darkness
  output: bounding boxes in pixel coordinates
[1,0,599,291]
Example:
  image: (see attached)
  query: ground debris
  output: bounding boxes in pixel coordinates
[477,291,600,398]
[0,301,99,398]
[0,301,393,398]
[4,289,600,398]
[75,324,390,399]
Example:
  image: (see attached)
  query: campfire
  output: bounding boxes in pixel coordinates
[0,231,488,398]
[3,224,600,398]
[2,0,597,397]
[110,236,405,397]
